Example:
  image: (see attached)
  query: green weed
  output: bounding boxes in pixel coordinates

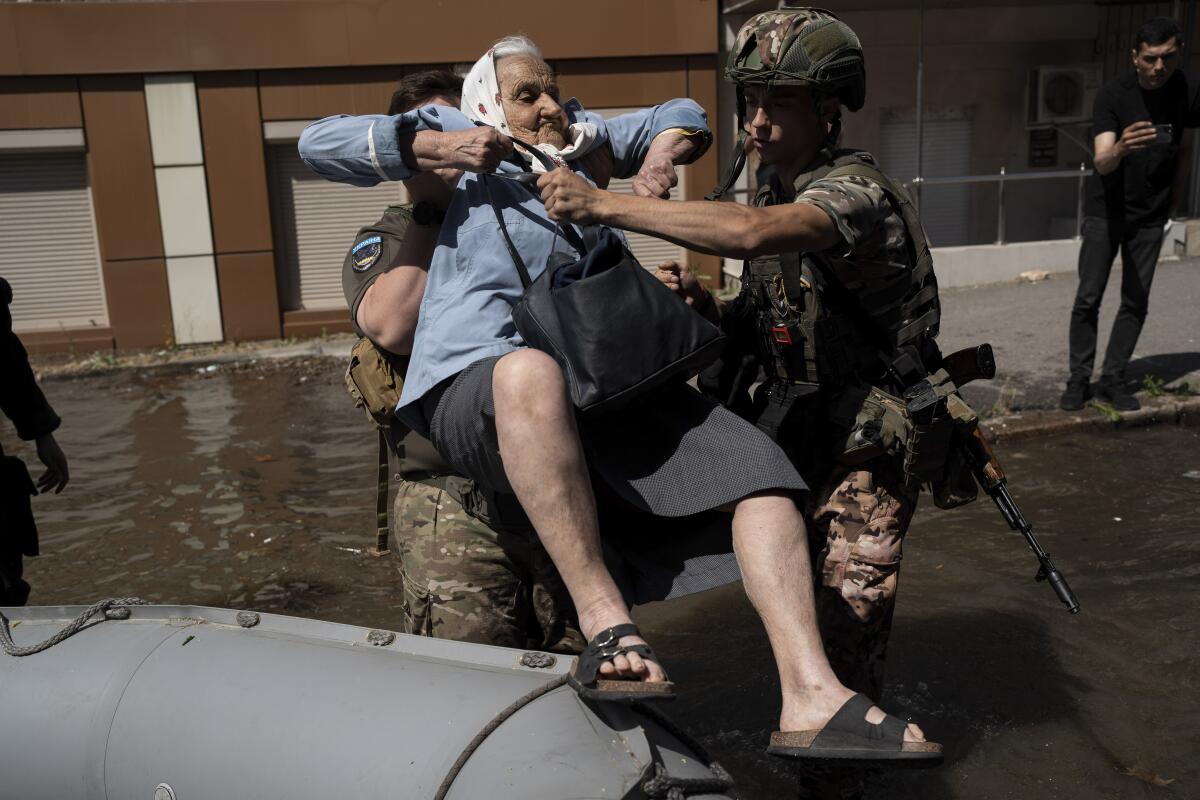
[1090,401,1123,423]
[83,352,119,371]
[1141,375,1167,397]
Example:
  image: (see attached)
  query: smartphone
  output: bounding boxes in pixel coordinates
[1153,123,1174,145]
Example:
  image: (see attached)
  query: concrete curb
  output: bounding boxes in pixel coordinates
[34,336,1199,442]
[36,335,356,381]
[983,394,1200,442]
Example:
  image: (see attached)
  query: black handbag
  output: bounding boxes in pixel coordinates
[482,173,725,417]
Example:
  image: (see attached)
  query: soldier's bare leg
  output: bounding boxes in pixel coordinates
[492,349,661,681]
[732,491,925,742]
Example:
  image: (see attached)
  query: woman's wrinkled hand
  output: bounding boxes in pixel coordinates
[633,153,678,199]
[412,127,514,173]
[539,168,601,223]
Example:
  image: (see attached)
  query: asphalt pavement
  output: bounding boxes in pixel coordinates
[937,255,1200,412]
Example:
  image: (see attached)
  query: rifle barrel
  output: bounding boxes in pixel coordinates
[1044,566,1081,614]
[985,481,1081,614]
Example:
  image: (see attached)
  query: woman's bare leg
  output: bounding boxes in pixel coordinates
[492,349,661,680]
[732,492,925,740]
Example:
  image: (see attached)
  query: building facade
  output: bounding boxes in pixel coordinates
[0,0,721,351]
[3,0,1195,351]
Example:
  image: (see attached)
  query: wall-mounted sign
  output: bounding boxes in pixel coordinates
[1029,128,1059,168]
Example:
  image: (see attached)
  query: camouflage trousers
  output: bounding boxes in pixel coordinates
[807,458,919,700]
[392,478,585,654]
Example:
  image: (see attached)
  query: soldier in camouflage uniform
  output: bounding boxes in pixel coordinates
[539,9,944,700]
[341,71,583,653]
[390,470,583,652]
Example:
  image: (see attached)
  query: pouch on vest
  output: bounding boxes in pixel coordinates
[901,369,982,505]
[345,338,408,436]
[831,385,910,466]
[345,337,410,556]
[930,392,981,509]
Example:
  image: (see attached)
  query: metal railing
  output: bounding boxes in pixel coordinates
[909,162,1093,246]
[717,162,1095,247]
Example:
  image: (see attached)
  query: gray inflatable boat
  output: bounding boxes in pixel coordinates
[0,603,735,800]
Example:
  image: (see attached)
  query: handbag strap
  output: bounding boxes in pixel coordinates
[481,173,535,290]
[480,170,591,290]
[515,146,592,255]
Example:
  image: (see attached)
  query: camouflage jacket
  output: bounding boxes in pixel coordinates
[792,151,912,291]
[725,149,939,388]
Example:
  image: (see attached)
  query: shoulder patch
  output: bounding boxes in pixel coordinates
[350,235,383,272]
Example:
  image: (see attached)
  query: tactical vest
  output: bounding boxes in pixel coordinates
[741,150,940,390]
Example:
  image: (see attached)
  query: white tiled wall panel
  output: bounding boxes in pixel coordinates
[155,165,215,259]
[165,255,224,344]
[144,74,205,167]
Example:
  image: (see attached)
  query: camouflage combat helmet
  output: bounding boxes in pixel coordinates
[727,7,866,111]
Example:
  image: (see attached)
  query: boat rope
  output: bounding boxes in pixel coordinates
[433,674,569,800]
[634,702,738,799]
[432,677,738,800]
[0,597,150,657]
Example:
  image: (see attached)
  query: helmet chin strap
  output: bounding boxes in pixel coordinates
[706,84,750,201]
[705,128,749,202]
[705,86,841,201]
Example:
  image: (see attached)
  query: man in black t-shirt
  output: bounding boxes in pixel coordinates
[1062,16,1200,411]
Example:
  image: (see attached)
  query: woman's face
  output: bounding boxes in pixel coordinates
[495,55,568,149]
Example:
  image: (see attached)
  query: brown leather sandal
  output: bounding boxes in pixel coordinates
[566,623,676,703]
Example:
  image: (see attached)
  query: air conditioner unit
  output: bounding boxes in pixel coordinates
[1026,64,1103,127]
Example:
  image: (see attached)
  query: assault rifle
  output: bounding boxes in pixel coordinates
[940,344,1082,614]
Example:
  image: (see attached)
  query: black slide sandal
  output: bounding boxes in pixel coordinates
[768,693,943,765]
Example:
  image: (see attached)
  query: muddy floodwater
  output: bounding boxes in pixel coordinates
[7,361,1198,799]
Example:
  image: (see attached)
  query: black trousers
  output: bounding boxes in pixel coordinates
[1068,216,1164,385]
[0,550,29,607]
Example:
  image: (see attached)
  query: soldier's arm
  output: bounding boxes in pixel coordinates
[356,228,436,354]
[354,169,456,354]
[538,168,840,258]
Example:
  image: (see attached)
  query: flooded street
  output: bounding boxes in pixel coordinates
[7,361,1199,800]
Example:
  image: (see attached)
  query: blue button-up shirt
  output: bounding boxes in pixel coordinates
[299,99,710,431]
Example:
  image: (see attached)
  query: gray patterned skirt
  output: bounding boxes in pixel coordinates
[422,355,808,601]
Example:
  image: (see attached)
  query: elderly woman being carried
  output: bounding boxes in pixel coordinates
[299,35,941,762]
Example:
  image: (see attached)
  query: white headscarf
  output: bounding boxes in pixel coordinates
[461,47,599,173]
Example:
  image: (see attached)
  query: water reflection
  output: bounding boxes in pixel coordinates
[5,363,1197,799]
